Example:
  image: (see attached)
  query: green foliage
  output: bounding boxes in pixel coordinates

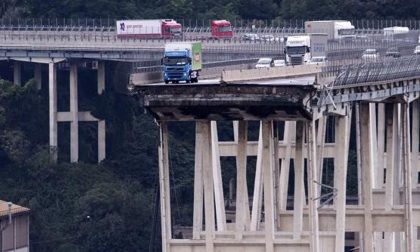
[0,77,157,251]
[6,0,420,21]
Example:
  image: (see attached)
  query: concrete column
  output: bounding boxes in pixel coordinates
[412,100,419,187]
[402,103,414,252]
[359,103,374,252]
[273,121,280,227]
[262,121,275,252]
[202,121,215,252]
[369,103,379,188]
[235,121,249,239]
[13,61,21,85]
[317,117,326,190]
[70,63,79,163]
[34,64,42,90]
[233,121,239,142]
[49,62,57,162]
[396,104,403,202]
[293,121,305,240]
[385,104,398,211]
[334,113,351,252]
[158,122,172,252]
[279,121,295,211]
[377,103,386,188]
[355,104,363,205]
[355,103,364,250]
[97,61,106,162]
[307,120,320,252]
[193,122,204,239]
[251,123,263,231]
[412,101,419,250]
[210,121,227,231]
[385,104,399,211]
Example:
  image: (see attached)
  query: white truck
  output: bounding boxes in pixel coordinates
[304,20,355,40]
[383,26,409,37]
[116,19,182,39]
[284,35,311,65]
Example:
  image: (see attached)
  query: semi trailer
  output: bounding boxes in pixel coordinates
[116,19,182,39]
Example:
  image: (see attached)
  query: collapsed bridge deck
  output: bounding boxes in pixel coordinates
[135,83,316,121]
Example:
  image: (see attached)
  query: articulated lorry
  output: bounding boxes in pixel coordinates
[116,19,182,39]
[284,35,311,65]
[304,20,355,40]
[162,42,202,84]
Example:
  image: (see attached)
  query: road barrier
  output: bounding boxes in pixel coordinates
[221,64,322,83]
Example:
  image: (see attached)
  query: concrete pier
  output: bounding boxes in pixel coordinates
[139,78,420,252]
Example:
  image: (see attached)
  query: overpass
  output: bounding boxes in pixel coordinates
[1,21,420,252]
[134,55,420,252]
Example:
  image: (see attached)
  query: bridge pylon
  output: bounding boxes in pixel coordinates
[138,77,420,252]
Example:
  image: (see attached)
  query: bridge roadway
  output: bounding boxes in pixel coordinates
[0,30,283,61]
[0,27,417,62]
[137,57,420,252]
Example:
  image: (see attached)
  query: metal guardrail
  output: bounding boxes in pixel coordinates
[326,55,420,86]
[132,58,259,73]
[3,18,420,30]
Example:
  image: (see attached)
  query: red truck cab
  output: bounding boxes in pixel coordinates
[211,20,233,39]
[162,19,183,38]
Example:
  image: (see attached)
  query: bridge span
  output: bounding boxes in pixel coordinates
[2,23,420,251]
[134,56,420,252]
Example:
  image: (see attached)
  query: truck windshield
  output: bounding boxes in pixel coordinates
[286,46,307,55]
[338,29,355,36]
[170,27,182,33]
[218,25,232,32]
[163,57,189,65]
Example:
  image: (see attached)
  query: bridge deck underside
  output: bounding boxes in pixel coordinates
[138,84,314,121]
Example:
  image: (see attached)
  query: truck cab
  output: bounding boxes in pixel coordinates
[211,20,233,39]
[161,19,183,39]
[285,35,311,65]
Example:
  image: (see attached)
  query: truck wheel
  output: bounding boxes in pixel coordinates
[164,80,169,84]
[186,80,191,83]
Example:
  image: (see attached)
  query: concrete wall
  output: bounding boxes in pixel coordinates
[221,64,322,82]
[130,63,254,85]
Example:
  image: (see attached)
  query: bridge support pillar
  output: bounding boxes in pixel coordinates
[412,100,419,187]
[261,121,275,252]
[250,123,263,231]
[235,121,249,239]
[158,121,172,252]
[279,121,295,211]
[97,62,106,162]
[13,61,21,85]
[49,62,57,162]
[316,117,326,194]
[402,102,414,252]
[334,111,351,252]
[293,121,305,240]
[359,103,374,252]
[34,64,42,90]
[307,119,320,252]
[70,63,79,163]
[384,103,399,252]
[210,122,227,231]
